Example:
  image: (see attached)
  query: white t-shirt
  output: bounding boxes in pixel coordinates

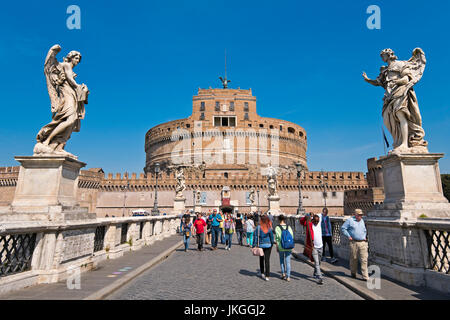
[312,213,323,249]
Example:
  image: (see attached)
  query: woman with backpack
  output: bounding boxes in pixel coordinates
[245,216,255,247]
[182,216,193,252]
[252,215,275,281]
[275,215,295,282]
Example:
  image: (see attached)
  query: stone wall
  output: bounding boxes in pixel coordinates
[0,215,181,295]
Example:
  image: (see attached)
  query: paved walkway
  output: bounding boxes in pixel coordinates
[293,243,449,300]
[107,239,363,300]
[0,235,183,300]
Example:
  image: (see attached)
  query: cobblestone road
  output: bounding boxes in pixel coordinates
[108,236,362,300]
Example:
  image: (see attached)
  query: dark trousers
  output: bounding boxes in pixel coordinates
[211,226,220,248]
[196,233,204,250]
[322,236,334,258]
[259,246,272,277]
[236,229,244,245]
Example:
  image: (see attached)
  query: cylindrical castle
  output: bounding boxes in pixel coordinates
[145,87,307,174]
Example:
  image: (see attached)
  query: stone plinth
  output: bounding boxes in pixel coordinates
[194,205,203,213]
[368,153,450,219]
[0,156,95,222]
[268,195,281,215]
[172,197,186,214]
[250,205,258,213]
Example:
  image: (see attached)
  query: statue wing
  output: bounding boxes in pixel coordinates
[406,48,426,87]
[44,45,63,113]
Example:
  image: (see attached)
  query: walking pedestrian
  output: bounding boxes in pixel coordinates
[245,216,255,247]
[300,213,324,284]
[224,213,235,250]
[275,215,294,281]
[205,213,212,244]
[219,212,225,244]
[341,208,369,281]
[182,216,193,252]
[209,209,223,250]
[321,207,338,263]
[194,212,207,251]
[253,215,275,281]
[235,213,244,246]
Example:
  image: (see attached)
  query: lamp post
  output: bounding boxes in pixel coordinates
[151,163,160,216]
[320,170,328,209]
[122,180,130,217]
[193,190,196,211]
[295,162,305,215]
[257,189,260,213]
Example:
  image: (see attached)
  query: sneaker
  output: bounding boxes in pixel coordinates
[317,278,323,285]
[281,274,286,280]
[330,258,338,264]
[261,274,266,280]
[265,276,270,281]
[286,277,291,282]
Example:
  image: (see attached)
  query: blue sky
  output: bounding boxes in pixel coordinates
[0,0,449,174]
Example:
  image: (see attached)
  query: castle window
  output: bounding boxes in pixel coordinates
[230,101,235,111]
[259,124,264,128]
[270,125,274,129]
[280,125,283,131]
[186,124,190,128]
[332,191,337,197]
[299,132,304,137]
[214,116,236,127]
[200,113,205,120]
[215,101,220,111]
[244,113,249,120]
[200,101,205,111]
[224,172,229,179]
[244,102,249,112]
[248,124,252,127]
[288,127,295,134]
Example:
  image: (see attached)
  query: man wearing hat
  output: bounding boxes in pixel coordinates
[341,208,369,281]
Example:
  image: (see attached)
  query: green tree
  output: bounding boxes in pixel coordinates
[442,174,450,201]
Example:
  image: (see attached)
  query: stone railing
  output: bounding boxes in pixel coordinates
[279,215,450,294]
[0,215,181,295]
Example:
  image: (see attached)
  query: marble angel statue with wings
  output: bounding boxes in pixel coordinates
[363,48,428,154]
[34,44,89,159]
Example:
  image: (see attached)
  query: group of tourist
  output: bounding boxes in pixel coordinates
[178,207,368,285]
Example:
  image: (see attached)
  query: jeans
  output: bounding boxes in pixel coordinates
[225,233,233,248]
[322,236,334,258]
[246,232,254,246]
[259,246,272,277]
[312,247,323,279]
[196,233,204,250]
[211,226,220,248]
[183,234,191,251]
[236,229,244,245]
[279,250,292,278]
[220,229,225,244]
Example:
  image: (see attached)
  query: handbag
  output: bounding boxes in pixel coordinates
[252,226,264,257]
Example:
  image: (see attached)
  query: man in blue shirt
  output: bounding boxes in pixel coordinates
[321,208,338,264]
[341,208,369,280]
[209,209,223,250]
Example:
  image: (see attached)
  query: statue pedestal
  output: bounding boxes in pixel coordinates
[250,205,258,213]
[368,153,450,219]
[172,197,186,214]
[365,152,450,288]
[268,196,281,215]
[0,156,95,222]
[194,205,203,213]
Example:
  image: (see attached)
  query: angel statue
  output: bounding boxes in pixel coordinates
[248,188,256,205]
[219,76,231,89]
[363,48,428,154]
[175,166,186,198]
[33,44,90,159]
[266,165,278,197]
